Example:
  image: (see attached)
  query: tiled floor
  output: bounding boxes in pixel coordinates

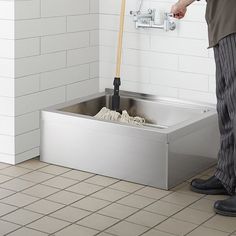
[0,159,235,236]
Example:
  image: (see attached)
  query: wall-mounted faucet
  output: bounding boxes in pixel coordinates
[130,9,176,31]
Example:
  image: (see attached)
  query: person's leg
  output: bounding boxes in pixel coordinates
[190,35,236,196]
[214,33,236,195]
[213,34,236,216]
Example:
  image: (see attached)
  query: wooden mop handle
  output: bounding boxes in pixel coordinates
[115,0,126,78]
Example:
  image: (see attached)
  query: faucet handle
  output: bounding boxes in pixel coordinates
[130,10,140,22]
[164,12,176,31]
[164,12,174,20]
[150,9,156,21]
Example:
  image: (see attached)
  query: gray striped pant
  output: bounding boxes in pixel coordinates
[214,33,236,195]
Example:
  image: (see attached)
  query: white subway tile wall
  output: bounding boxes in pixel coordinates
[99,0,216,104]
[0,0,99,164]
[0,0,217,164]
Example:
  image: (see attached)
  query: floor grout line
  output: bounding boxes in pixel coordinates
[0,184,193,235]
[2,165,146,236]
[46,181,149,235]
[0,162,231,236]
[0,160,81,235]
[91,190,176,236]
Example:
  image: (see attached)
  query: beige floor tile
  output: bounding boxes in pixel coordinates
[91,188,129,202]
[126,210,167,227]
[85,175,118,187]
[155,218,198,235]
[0,202,17,217]
[0,166,31,177]
[98,203,138,219]
[203,214,236,233]
[117,194,156,209]
[55,224,98,236]
[161,192,201,207]
[1,193,39,207]
[0,178,35,192]
[72,196,110,212]
[61,170,94,181]
[144,200,184,217]
[25,199,64,215]
[42,176,78,189]
[66,182,103,195]
[19,171,54,183]
[187,226,229,236]
[0,188,15,200]
[27,216,70,234]
[0,163,225,236]
[0,174,12,184]
[7,227,48,236]
[0,220,21,235]
[204,195,229,201]
[189,198,215,213]
[173,207,214,224]
[187,173,206,183]
[46,190,84,205]
[97,233,114,236]
[2,208,43,225]
[50,206,90,222]
[77,213,119,231]
[171,182,187,191]
[142,229,175,236]
[22,184,59,198]
[0,163,11,170]
[201,167,216,177]
[38,165,70,175]
[109,181,144,193]
[106,221,148,236]
[135,187,171,200]
[193,175,210,181]
[174,183,205,197]
[17,159,48,170]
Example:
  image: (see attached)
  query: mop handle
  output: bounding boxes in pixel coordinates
[115,0,126,78]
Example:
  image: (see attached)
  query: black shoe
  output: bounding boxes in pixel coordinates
[190,176,228,195]
[214,195,236,217]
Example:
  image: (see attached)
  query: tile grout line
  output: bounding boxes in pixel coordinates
[96,188,207,236]
[0,162,83,235]
[2,166,136,235]
[62,169,224,235]
[0,163,51,202]
[45,180,150,235]
[138,193,210,236]
[90,189,180,236]
[0,162,223,236]
[0,166,194,235]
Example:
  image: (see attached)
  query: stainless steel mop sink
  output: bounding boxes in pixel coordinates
[41,89,220,189]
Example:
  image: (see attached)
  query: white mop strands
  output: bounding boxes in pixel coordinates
[94,107,145,125]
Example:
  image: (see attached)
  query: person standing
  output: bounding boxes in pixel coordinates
[171,0,236,216]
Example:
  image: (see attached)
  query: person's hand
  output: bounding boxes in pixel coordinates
[171,1,187,19]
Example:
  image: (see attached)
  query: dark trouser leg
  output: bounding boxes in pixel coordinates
[214,34,236,195]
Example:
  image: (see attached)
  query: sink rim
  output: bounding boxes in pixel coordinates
[42,89,217,133]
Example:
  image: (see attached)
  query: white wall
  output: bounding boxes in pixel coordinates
[0,0,217,164]
[0,0,15,164]
[0,0,99,164]
[99,0,216,104]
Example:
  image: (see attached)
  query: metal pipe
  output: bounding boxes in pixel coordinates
[136,21,164,29]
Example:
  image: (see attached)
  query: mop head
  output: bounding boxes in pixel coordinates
[94,107,145,125]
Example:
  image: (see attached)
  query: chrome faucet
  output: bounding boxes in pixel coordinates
[130,9,176,31]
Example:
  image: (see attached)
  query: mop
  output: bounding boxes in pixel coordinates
[95,107,145,125]
[95,0,145,125]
